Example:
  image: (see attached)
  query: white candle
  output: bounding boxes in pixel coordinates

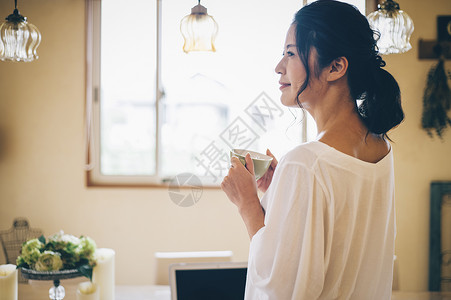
[76,281,99,300]
[92,248,115,300]
[0,264,17,300]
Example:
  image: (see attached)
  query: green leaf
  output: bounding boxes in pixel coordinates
[16,260,29,269]
[78,264,93,281]
[38,235,46,245]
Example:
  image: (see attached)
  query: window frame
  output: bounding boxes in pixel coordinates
[86,0,166,187]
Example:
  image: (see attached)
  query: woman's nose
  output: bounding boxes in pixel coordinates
[275,58,285,74]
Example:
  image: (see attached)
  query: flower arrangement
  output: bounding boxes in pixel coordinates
[16,231,97,280]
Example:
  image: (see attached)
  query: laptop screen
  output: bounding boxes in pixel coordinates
[170,262,247,300]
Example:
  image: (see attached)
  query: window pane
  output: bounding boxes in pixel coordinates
[160,0,304,181]
[100,0,157,175]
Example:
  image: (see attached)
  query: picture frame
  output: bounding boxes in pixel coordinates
[429,181,451,291]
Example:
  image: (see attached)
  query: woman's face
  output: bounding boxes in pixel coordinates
[275,25,318,108]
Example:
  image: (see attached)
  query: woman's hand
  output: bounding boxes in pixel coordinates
[221,153,264,239]
[256,149,278,193]
[222,153,258,210]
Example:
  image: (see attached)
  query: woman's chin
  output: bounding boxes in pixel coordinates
[280,96,299,108]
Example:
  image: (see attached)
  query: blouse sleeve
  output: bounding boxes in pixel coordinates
[245,161,331,300]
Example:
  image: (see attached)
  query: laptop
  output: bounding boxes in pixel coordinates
[168,261,248,300]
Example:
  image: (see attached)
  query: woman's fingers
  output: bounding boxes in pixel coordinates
[220,175,228,189]
[222,156,258,209]
[230,156,255,177]
[256,177,265,189]
[244,153,255,176]
[266,149,278,168]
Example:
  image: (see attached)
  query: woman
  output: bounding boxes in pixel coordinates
[221,1,404,299]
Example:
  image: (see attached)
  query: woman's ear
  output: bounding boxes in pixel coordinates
[327,56,348,82]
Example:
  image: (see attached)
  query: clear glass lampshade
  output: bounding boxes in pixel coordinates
[180,3,218,53]
[367,0,414,55]
[0,9,41,62]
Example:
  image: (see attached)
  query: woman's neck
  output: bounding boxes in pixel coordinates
[307,91,389,163]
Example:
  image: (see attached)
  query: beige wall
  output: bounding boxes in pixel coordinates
[384,0,451,291]
[0,0,450,291]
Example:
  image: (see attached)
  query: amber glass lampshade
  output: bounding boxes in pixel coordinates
[367,0,414,55]
[180,1,218,53]
[0,0,41,62]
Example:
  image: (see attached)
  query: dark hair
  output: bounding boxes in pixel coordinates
[292,0,404,137]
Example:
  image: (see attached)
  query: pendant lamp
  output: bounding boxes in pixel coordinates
[180,0,218,53]
[367,0,414,55]
[0,0,41,62]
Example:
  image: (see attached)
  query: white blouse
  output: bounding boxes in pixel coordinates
[245,141,395,300]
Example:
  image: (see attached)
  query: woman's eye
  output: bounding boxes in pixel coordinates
[282,51,295,57]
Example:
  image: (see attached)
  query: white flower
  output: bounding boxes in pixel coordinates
[19,238,44,266]
[49,230,80,245]
[35,251,63,271]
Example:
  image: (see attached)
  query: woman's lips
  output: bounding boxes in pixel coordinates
[279,83,290,90]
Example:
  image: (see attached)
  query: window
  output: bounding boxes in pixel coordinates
[86,0,370,187]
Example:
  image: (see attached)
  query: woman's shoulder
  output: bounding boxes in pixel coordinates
[281,141,331,167]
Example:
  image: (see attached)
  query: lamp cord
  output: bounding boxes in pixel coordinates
[15,0,17,10]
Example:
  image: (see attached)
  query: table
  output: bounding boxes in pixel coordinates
[17,280,451,300]
[18,279,171,300]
